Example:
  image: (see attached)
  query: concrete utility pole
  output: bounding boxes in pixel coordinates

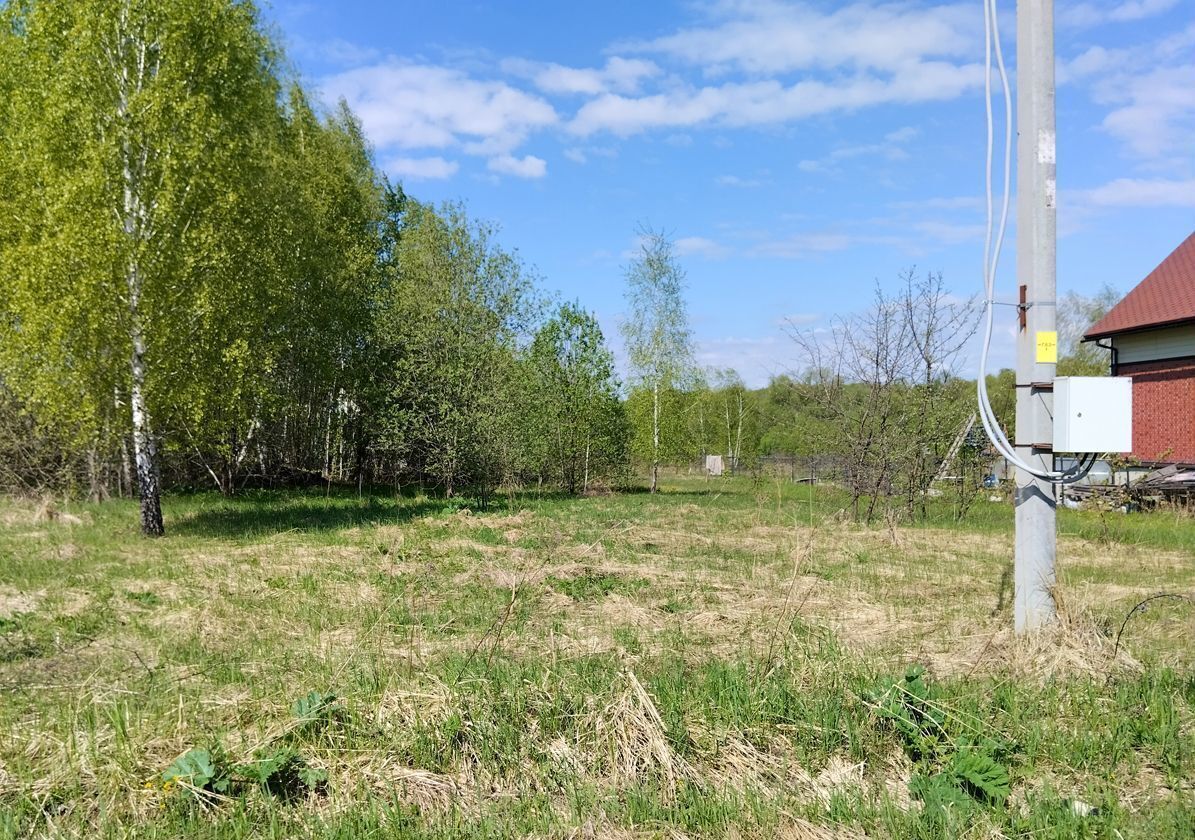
[1014,0,1058,633]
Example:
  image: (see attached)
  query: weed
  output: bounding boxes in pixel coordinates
[161,743,325,804]
[161,746,233,798]
[291,690,342,728]
[237,747,327,799]
[126,590,161,607]
[866,666,1014,810]
[548,568,648,601]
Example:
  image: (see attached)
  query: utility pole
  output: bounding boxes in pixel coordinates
[1014,0,1058,632]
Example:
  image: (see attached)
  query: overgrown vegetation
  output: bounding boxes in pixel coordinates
[1,478,1191,837]
[0,0,632,527]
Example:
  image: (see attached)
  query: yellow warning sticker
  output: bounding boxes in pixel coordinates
[1036,331,1058,363]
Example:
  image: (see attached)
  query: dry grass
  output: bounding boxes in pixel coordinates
[1,481,1192,838]
[590,670,696,795]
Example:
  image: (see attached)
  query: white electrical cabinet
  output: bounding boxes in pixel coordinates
[1053,376,1133,453]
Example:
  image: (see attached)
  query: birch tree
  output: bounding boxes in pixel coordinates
[621,229,695,493]
[0,0,280,533]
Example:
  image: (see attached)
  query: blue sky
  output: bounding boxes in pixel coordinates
[264,0,1194,386]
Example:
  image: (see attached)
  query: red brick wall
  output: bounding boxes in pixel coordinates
[1116,357,1195,463]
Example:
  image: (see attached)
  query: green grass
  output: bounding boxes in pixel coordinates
[0,477,1192,837]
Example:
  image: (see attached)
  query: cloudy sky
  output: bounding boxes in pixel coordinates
[265,0,1194,386]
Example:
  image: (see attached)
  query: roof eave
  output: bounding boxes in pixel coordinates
[1084,315,1195,342]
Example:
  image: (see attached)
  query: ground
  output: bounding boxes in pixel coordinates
[0,477,1193,838]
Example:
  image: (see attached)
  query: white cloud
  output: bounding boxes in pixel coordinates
[751,232,853,258]
[502,56,661,95]
[1058,24,1193,163]
[289,35,382,67]
[1057,45,1127,85]
[674,236,729,259]
[625,1,977,76]
[1058,0,1179,28]
[487,154,548,179]
[569,66,982,137]
[1096,65,1195,159]
[884,126,919,144]
[563,147,588,164]
[321,61,557,157]
[563,3,987,137]
[716,174,764,188]
[1077,177,1195,208]
[384,156,459,181]
[799,125,920,174]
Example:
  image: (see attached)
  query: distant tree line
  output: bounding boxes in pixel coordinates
[620,271,1115,524]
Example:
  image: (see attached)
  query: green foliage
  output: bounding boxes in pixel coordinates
[785,271,979,522]
[237,747,326,798]
[125,590,160,607]
[291,690,342,728]
[866,666,1012,810]
[0,0,290,530]
[908,769,975,813]
[946,743,1011,803]
[865,665,947,760]
[162,743,325,801]
[0,0,632,504]
[163,746,233,796]
[548,569,648,601]
[910,747,1011,815]
[374,200,538,499]
[625,385,699,468]
[525,302,627,492]
[621,228,696,489]
[1,481,1194,837]
[1057,285,1120,376]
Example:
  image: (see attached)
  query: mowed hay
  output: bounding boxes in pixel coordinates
[590,670,695,795]
[770,818,868,840]
[358,761,471,814]
[924,590,1144,680]
[30,497,86,526]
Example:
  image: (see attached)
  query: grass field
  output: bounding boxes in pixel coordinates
[1,477,1193,838]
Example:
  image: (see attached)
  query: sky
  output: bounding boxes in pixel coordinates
[263,0,1195,387]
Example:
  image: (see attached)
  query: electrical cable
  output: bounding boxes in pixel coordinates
[976,0,1095,485]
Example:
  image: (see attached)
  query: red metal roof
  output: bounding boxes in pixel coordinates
[1085,231,1195,339]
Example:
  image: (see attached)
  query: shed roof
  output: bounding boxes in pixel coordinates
[1085,231,1195,339]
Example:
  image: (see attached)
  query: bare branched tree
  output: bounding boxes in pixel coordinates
[789,270,976,522]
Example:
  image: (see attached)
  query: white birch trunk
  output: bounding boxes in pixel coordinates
[118,15,164,536]
[651,382,660,493]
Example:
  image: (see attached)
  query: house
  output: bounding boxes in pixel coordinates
[1084,231,1195,465]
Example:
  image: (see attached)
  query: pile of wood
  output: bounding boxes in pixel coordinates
[1132,464,1195,506]
[1063,464,1195,510]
